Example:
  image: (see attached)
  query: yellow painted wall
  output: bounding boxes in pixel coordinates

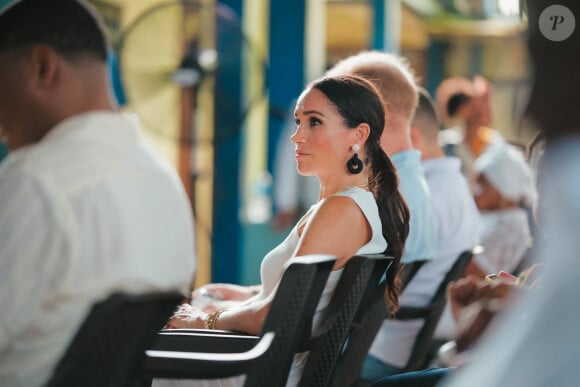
[116,0,182,170]
[100,0,215,286]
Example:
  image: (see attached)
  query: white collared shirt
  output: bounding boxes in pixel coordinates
[370,156,480,367]
[0,111,196,387]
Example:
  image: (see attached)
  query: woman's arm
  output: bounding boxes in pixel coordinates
[167,195,370,334]
[192,283,260,301]
[294,195,371,269]
[166,293,271,335]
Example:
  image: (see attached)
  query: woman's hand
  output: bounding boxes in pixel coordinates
[190,284,261,313]
[447,276,513,323]
[447,276,518,351]
[192,283,259,302]
[165,303,206,329]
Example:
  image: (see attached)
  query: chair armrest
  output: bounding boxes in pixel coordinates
[395,305,435,320]
[162,328,240,335]
[151,330,260,353]
[142,332,275,379]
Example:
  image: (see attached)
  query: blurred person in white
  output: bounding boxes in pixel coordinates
[435,142,534,340]
[436,76,505,188]
[442,0,580,385]
[0,1,196,386]
[157,75,410,387]
[406,87,481,344]
[467,142,534,277]
[325,51,436,381]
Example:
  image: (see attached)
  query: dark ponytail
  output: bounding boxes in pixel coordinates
[368,141,410,313]
[311,75,410,313]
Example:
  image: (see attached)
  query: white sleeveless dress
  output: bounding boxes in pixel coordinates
[153,187,387,387]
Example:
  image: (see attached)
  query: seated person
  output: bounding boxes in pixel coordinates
[435,143,535,340]
[0,1,196,386]
[436,76,505,188]
[370,269,540,387]
[358,87,481,380]
[324,50,437,382]
[156,75,411,387]
[443,1,580,382]
[466,143,535,278]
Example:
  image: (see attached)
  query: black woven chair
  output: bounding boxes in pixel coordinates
[140,254,336,387]
[399,260,428,291]
[45,290,184,387]
[321,254,396,387]
[298,254,394,387]
[396,246,482,373]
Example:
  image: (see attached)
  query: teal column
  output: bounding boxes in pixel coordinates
[237,0,307,285]
[212,0,244,283]
[267,0,306,170]
[372,0,386,50]
[426,41,449,96]
[372,0,400,53]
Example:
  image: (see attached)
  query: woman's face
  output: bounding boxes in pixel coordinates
[291,88,357,177]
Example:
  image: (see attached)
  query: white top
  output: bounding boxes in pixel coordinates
[154,187,387,387]
[369,157,480,368]
[443,138,580,387]
[0,112,197,387]
[435,206,531,340]
[475,143,536,207]
[439,126,505,190]
[475,209,531,274]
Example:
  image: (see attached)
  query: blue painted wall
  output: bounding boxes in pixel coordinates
[239,0,307,285]
[211,0,244,283]
[267,0,306,173]
[372,0,386,50]
[426,41,448,97]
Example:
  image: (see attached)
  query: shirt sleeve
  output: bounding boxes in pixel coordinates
[0,174,69,351]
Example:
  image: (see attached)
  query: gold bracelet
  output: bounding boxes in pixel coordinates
[203,310,224,330]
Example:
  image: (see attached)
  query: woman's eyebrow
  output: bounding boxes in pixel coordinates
[302,110,325,117]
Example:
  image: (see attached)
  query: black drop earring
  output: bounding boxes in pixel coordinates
[347,144,363,174]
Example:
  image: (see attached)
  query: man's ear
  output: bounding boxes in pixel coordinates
[410,125,421,147]
[30,45,59,90]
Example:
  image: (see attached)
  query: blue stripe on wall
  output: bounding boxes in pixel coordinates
[267,0,306,172]
[372,0,386,50]
[426,41,448,97]
[212,0,244,283]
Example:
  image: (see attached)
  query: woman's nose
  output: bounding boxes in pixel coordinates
[290,127,303,143]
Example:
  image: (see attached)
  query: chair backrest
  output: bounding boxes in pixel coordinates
[298,254,395,387]
[399,260,427,291]
[45,291,183,387]
[243,255,335,387]
[323,254,395,387]
[397,246,481,373]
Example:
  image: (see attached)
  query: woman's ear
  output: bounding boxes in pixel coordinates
[354,123,371,143]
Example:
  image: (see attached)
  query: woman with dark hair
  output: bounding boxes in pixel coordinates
[158,75,409,387]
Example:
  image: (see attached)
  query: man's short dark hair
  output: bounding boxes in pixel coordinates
[446,92,471,118]
[0,0,108,62]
